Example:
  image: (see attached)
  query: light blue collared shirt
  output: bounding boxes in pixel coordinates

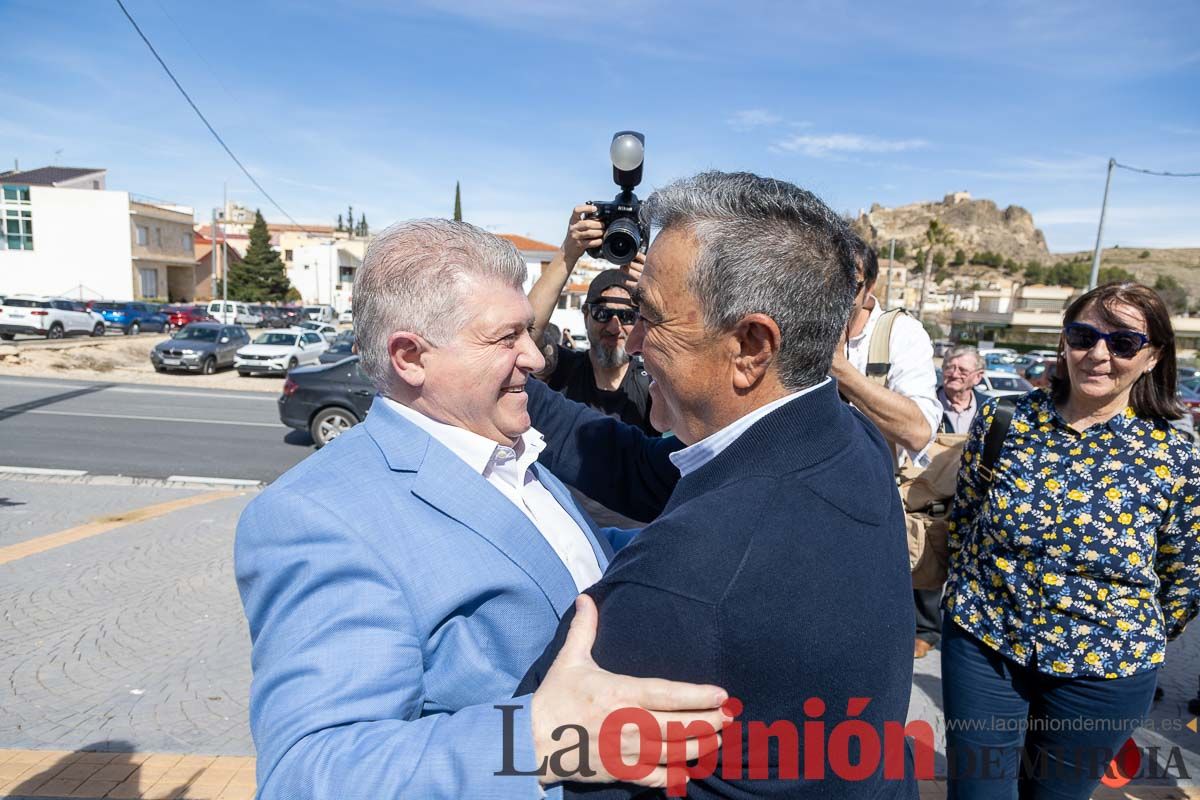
[668,378,831,478]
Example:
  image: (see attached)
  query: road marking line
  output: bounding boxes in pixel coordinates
[0,466,88,477]
[0,376,276,401]
[25,409,280,427]
[167,475,262,487]
[0,491,240,566]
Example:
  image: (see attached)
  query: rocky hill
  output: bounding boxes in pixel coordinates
[852,191,1050,264]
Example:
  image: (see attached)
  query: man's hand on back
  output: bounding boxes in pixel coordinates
[531,594,728,789]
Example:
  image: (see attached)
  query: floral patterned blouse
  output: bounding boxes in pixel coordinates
[943,389,1200,678]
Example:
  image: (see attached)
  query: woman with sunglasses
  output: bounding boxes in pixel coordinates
[941,282,1200,800]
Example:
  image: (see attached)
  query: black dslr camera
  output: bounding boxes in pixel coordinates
[584,131,649,266]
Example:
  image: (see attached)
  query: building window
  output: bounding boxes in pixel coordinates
[182,233,191,252]
[136,225,148,246]
[139,268,159,298]
[339,266,355,283]
[154,227,162,248]
[0,184,33,251]
[284,249,293,261]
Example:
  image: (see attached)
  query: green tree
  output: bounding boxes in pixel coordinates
[1099,266,1137,285]
[951,248,966,266]
[454,181,462,221]
[1154,274,1189,314]
[1139,250,1151,259]
[228,210,291,301]
[918,220,954,319]
[934,251,947,270]
[1024,261,1046,284]
[347,205,354,237]
[336,213,344,232]
[357,215,369,237]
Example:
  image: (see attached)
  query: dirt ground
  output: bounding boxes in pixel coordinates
[0,335,282,392]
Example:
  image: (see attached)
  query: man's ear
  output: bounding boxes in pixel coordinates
[389,331,429,389]
[731,313,781,391]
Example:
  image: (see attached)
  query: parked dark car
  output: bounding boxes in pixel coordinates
[319,334,356,364]
[150,322,250,374]
[279,355,374,447]
[90,301,171,335]
[161,304,213,328]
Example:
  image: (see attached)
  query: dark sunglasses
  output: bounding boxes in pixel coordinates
[1063,322,1150,359]
[588,305,639,325]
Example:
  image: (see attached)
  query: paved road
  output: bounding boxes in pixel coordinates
[0,376,312,483]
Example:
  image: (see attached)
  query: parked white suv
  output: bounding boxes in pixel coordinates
[0,296,106,340]
[235,328,328,376]
[207,301,263,327]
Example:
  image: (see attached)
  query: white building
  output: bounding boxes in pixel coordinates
[289,241,362,311]
[0,167,134,300]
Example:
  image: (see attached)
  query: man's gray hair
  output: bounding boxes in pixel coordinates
[353,218,527,390]
[942,345,983,371]
[639,171,859,390]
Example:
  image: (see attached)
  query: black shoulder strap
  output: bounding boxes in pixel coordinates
[978,398,1016,485]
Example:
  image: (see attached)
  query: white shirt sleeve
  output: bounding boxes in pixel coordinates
[886,315,941,466]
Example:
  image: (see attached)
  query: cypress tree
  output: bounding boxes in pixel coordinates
[453,182,462,221]
[229,210,291,301]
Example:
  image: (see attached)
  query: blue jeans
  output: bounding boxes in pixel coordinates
[941,619,1157,800]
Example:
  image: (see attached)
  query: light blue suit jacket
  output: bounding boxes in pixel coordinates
[236,397,617,799]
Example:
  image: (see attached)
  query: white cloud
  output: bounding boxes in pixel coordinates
[727,109,782,131]
[773,133,929,158]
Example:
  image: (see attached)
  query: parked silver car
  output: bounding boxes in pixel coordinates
[150,322,250,374]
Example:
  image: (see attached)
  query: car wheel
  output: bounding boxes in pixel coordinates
[47,323,64,340]
[127,322,140,336]
[288,357,298,371]
[201,356,216,375]
[154,365,166,373]
[310,407,357,448]
[238,370,250,377]
[1,333,15,340]
[91,323,105,337]
[163,322,173,334]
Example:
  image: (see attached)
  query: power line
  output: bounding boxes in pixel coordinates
[113,0,323,235]
[1113,161,1200,178]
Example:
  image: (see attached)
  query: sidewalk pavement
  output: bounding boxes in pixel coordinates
[4,473,1200,798]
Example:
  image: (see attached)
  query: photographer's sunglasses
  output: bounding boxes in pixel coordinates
[1062,322,1150,359]
[589,306,640,325]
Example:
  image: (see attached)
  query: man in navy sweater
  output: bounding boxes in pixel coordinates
[520,172,918,799]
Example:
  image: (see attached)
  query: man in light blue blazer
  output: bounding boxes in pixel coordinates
[235,219,727,799]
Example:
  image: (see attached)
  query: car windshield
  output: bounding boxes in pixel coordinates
[254,333,298,346]
[3,298,50,308]
[990,376,1032,391]
[92,302,123,311]
[174,327,219,342]
[303,306,321,314]
[328,340,353,354]
[299,321,320,330]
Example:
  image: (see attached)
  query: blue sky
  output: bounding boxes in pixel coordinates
[3,0,1198,252]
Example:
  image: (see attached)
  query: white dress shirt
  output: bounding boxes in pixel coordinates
[669,378,831,478]
[382,397,603,592]
[844,296,941,466]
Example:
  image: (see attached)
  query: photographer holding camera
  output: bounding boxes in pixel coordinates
[529,204,655,435]
[529,132,658,437]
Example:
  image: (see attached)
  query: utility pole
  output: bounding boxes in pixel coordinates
[887,239,895,307]
[211,207,218,301]
[221,183,228,315]
[1087,158,1116,290]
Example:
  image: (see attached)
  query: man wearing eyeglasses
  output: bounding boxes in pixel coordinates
[529,206,657,436]
[937,345,988,434]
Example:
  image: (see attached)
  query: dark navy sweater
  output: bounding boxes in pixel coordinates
[523,379,918,800]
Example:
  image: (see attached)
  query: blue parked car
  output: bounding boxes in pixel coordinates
[89,301,171,335]
[983,352,1018,373]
